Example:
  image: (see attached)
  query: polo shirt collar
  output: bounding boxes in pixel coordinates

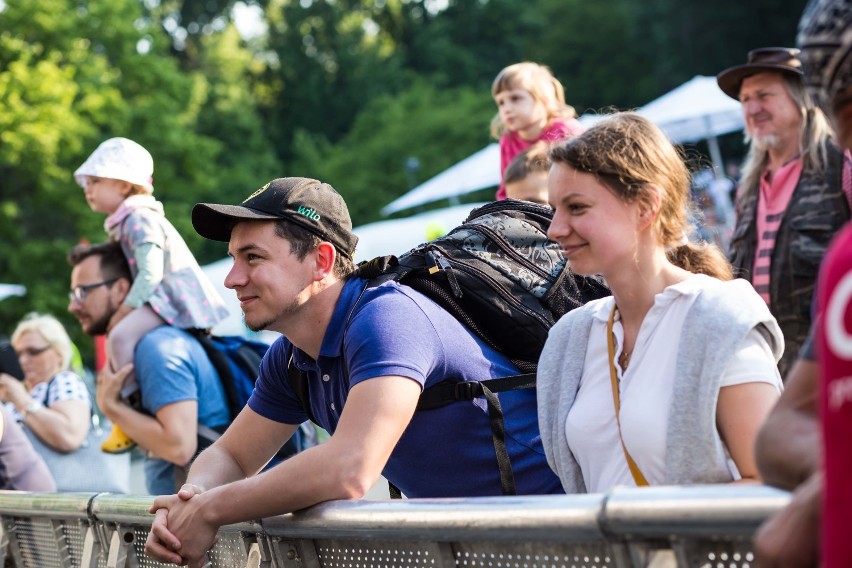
[317,276,367,358]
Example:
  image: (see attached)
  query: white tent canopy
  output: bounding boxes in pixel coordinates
[637,75,744,175]
[200,203,484,337]
[637,75,744,143]
[381,145,500,215]
[355,203,486,262]
[0,284,25,303]
[381,76,745,215]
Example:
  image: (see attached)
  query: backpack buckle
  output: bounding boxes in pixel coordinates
[453,381,481,401]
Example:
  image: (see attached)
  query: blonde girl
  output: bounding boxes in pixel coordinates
[491,62,585,200]
[537,113,783,493]
[73,137,229,453]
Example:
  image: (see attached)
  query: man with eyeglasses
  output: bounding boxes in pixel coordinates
[67,241,230,495]
[68,278,118,305]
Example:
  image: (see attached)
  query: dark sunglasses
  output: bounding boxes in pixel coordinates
[68,278,118,304]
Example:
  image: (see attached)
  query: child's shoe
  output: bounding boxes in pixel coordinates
[101,424,136,453]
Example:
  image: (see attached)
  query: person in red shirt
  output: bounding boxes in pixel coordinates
[754,1,852,566]
[490,62,585,200]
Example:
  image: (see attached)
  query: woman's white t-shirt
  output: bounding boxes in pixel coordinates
[565,274,782,493]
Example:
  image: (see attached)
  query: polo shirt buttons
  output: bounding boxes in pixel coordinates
[322,374,330,382]
[330,403,336,410]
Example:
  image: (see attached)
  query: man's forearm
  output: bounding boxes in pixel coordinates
[756,412,820,489]
[195,441,371,528]
[186,443,252,491]
[103,401,196,466]
[755,358,820,490]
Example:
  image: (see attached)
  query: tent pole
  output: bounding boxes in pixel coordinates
[704,117,725,179]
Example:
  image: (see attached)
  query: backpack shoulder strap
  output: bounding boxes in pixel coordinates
[231,342,263,377]
[191,332,241,418]
[415,372,536,410]
[415,372,536,497]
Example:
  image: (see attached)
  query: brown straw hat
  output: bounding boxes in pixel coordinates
[716,47,804,99]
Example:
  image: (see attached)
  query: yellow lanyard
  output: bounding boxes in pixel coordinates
[607,305,649,487]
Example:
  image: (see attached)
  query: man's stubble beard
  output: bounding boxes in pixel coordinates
[80,296,117,337]
[244,298,302,333]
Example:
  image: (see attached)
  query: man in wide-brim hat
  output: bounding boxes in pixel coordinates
[718,46,849,380]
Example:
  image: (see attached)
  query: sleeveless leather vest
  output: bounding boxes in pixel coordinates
[728,144,847,378]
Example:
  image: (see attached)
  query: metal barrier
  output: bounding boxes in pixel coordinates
[0,484,790,568]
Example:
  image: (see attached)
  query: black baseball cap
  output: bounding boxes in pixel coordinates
[192,177,358,259]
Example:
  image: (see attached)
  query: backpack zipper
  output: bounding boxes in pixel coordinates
[455,221,562,282]
[428,246,552,330]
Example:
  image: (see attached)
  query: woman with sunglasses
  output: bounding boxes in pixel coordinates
[0,313,92,456]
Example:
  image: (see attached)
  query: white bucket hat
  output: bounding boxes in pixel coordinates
[74,137,154,193]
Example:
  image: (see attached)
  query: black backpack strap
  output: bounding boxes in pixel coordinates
[231,344,263,379]
[388,482,403,499]
[415,372,535,496]
[192,332,241,418]
[480,382,516,495]
[416,372,536,410]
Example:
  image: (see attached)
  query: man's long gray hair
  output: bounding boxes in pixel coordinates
[738,73,834,199]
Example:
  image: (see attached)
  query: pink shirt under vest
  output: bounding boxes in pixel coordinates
[752,151,852,304]
[752,158,803,303]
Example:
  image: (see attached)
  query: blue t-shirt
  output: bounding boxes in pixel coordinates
[136,326,230,495]
[248,277,562,498]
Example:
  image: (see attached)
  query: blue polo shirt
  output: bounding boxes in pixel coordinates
[248,277,562,497]
[136,326,231,495]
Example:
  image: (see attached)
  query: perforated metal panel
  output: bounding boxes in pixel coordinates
[453,543,611,568]
[10,518,63,568]
[679,542,756,568]
[129,526,250,568]
[64,519,108,568]
[315,539,445,568]
[309,539,613,568]
[131,526,173,568]
[207,531,250,566]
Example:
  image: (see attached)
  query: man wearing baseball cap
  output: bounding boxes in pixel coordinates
[718,46,849,379]
[753,1,852,566]
[144,177,563,566]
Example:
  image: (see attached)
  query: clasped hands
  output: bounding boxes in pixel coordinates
[145,484,219,567]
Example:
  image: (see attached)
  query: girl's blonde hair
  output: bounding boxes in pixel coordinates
[490,62,577,138]
[11,313,73,371]
[549,112,733,280]
[126,184,150,197]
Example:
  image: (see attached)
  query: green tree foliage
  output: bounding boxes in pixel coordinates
[524,0,659,110]
[289,81,494,224]
[377,0,530,88]
[262,0,409,163]
[630,0,809,89]
[0,0,278,348]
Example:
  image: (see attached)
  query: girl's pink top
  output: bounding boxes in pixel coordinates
[497,117,585,200]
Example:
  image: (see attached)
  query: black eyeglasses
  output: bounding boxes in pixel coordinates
[68,278,118,304]
[15,345,52,358]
